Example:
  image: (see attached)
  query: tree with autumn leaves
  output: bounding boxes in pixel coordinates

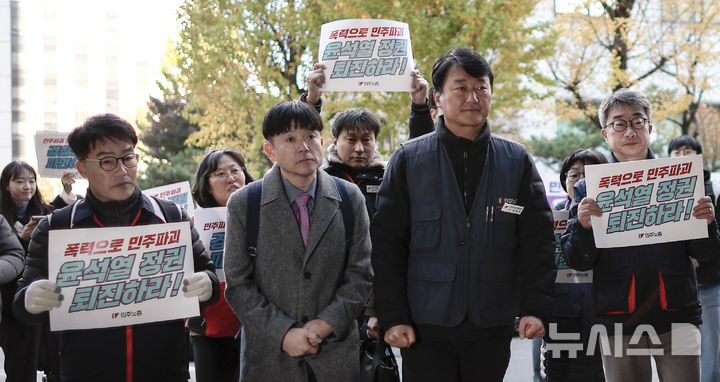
[173,0,554,174]
[530,0,720,169]
[145,0,720,176]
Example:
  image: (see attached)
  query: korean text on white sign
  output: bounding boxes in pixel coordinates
[585,155,706,248]
[193,207,226,282]
[318,19,414,92]
[552,210,592,283]
[143,181,194,216]
[48,222,199,331]
[34,131,81,179]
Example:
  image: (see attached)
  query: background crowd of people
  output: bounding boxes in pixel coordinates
[0,47,717,382]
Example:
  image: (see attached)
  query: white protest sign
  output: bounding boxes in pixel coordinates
[193,207,227,282]
[318,19,413,92]
[553,210,592,283]
[143,181,194,216]
[585,155,706,248]
[48,222,199,331]
[34,131,81,179]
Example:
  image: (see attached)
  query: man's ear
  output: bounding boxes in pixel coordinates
[601,128,609,142]
[332,137,338,146]
[648,124,653,135]
[75,159,89,180]
[263,141,276,162]
[434,89,442,109]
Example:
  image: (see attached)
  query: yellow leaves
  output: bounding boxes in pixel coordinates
[649,91,692,123]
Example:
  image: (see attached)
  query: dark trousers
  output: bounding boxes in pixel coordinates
[190,335,240,382]
[0,313,41,382]
[400,331,512,382]
[38,320,61,382]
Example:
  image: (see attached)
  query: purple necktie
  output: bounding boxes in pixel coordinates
[295,193,311,247]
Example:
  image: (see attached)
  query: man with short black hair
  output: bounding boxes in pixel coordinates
[224,100,372,381]
[13,113,219,382]
[371,48,556,382]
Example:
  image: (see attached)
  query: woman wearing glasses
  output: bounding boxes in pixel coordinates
[189,149,255,382]
[538,148,607,382]
[557,149,608,211]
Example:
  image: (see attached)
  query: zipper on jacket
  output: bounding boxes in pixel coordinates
[126,325,133,382]
[463,150,469,210]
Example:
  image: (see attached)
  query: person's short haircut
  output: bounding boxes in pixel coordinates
[331,108,381,138]
[262,100,323,141]
[427,86,437,110]
[191,148,255,208]
[597,88,652,129]
[559,148,608,192]
[667,135,702,155]
[431,48,494,94]
[68,114,138,159]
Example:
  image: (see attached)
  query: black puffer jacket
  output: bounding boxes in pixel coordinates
[562,154,720,335]
[13,187,219,382]
[323,144,385,219]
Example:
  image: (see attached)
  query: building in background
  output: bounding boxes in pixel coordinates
[9,0,181,165]
[1,0,11,164]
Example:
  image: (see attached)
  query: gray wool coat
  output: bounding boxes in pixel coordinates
[224,165,372,382]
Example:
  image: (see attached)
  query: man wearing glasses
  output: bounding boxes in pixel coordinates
[13,114,219,382]
[562,89,719,382]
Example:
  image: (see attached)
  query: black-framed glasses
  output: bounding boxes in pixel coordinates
[84,153,139,171]
[605,117,648,132]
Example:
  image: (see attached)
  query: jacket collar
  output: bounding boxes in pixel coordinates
[73,187,160,224]
[609,148,656,163]
[262,164,341,206]
[436,116,491,149]
[325,144,385,172]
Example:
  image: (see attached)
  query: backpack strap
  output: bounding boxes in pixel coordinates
[150,196,183,223]
[48,201,79,230]
[245,181,263,257]
[331,177,354,250]
[244,178,354,256]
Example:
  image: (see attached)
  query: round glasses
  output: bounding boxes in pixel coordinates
[210,167,244,180]
[604,117,648,132]
[84,153,139,171]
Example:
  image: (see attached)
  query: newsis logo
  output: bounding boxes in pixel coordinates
[638,231,663,239]
[357,81,380,87]
[546,323,700,358]
[111,310,143,319]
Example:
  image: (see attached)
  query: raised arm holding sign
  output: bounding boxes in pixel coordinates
[317,19,414,92]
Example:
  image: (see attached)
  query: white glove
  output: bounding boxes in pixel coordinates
[182,272,212,302]
[25,280,63,315]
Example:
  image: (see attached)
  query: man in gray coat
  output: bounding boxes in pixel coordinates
[224,100,372,382]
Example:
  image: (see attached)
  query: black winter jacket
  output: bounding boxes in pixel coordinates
[561,151,720,335]
[372,118,555,337]
[323,144,385,219]
[13,187,219,382]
